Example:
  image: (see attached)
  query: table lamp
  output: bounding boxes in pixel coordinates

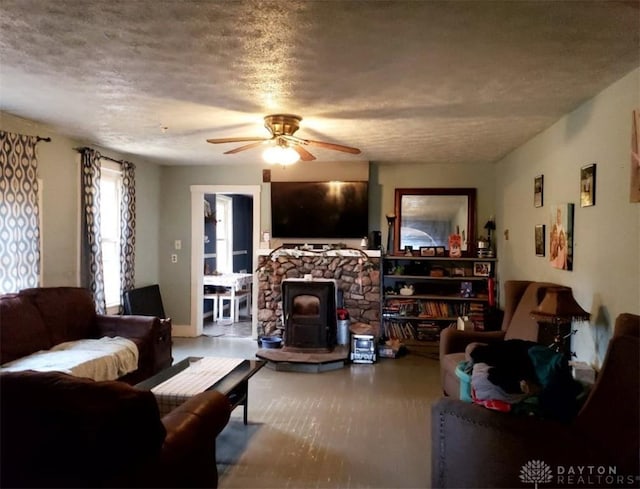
[483,218,496,250]
[531,286,590,355]
[385,213,396,255]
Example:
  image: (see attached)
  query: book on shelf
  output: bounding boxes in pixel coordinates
[415,321,439,341]
[417,301,470,318]
[384,320,416,340]
[469,302,486,330]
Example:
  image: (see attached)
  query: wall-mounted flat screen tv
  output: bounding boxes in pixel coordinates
[271,181,369,239]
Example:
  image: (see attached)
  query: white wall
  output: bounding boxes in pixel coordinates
[495,68,640,367]
[0,111,162,289]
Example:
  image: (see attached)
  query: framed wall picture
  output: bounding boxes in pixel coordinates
[580,164,596,207]
[534,175,544,208]
[535,224,545,256]
[631,110,640,203]
[473,262,491,277]
[435,246,445,256]
[549,203,574,271]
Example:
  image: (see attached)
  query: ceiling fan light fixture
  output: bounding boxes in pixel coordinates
[263,145,300,165]
[207,113,359,162]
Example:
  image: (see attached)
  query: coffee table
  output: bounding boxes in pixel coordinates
[136,357,264,424]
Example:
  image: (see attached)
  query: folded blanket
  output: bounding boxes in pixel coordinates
[1,337,139,381]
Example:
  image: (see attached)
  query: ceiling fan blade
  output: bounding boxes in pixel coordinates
[283,135,361,154]
[292,144,316,161]
[206,137,269,144]
[305,139,361,154]
[223,141,268,154]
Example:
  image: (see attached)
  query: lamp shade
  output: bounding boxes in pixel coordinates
[484,219,496,230]
[531,287,590,321]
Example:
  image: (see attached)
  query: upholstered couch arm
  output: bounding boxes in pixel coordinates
[154,391,232,488]
[430,398,603,488]
[96,313,160,338]
[96,315,173,380]
[439,327,505,356]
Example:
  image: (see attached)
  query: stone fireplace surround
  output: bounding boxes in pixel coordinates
[256,249,381,339]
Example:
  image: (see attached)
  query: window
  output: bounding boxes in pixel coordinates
[100,164,122,308]
[215,195,233,273]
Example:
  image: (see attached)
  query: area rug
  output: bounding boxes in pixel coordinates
[216,418,262,476]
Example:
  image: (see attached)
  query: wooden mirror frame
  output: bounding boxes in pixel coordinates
[393,188,477,256]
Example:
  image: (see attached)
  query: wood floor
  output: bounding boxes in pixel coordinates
[172,336,442,489]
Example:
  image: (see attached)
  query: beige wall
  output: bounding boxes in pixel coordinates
[495,67,640,366]
[0,112,162,289]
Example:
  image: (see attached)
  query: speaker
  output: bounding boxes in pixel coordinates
[369,230,382,249]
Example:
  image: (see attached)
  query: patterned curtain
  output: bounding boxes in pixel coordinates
[119,160,136,310]
[0,131,40,294]
[80,148,106,313]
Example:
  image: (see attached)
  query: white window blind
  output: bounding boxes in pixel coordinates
[100,164,122,308]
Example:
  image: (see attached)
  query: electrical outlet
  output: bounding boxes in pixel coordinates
[174,240,182,250]
[171,254,178,263]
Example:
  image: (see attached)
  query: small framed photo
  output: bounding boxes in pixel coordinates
[460,281,473,298]
[580,164,596,207]
[435,246,445,256]
[535,224,545,256]
[420,246,435,256]
[404,245,414,256]
[473,262,491,277]
[452,267,466,277]
[534,175,544,208]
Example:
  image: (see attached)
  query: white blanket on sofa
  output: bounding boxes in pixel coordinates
[0,336,139,381]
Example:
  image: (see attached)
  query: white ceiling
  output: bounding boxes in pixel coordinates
[1,1,638,166]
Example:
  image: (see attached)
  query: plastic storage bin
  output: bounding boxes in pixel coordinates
[455,361,472,402]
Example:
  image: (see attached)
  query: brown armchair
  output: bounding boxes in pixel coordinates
[431,313,639,488]
[439,280,563,398]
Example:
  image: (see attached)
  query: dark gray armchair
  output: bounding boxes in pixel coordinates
[431,313,639,488]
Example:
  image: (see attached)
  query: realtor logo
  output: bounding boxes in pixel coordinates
[520,460,553,488]
[520,460,639,487]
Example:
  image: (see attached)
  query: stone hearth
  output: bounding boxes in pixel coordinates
[256,345,350,373]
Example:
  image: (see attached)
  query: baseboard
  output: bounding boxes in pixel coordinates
[171,323,196,337]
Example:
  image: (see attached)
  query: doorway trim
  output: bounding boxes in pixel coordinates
[190,185,261,337]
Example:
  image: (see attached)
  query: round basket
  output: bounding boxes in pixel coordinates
[260,336,283,349]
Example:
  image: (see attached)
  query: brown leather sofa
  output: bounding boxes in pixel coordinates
[0,370,232,488]
[431,312,639,488]
[0,287,172,384]
[439,280,563,398]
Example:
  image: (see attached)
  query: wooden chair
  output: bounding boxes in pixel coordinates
[217,288,250,323]
[203,293,220,322]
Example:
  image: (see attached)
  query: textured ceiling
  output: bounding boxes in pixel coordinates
[1,0,638,166]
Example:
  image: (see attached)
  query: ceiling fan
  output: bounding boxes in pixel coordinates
[206,114,361,163]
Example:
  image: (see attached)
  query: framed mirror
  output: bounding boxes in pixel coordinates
[393,188,476,256]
